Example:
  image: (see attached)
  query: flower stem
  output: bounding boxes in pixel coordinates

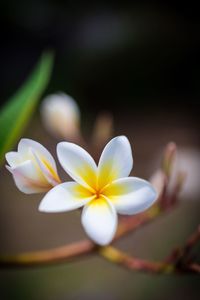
[99,246,175,274]
[0,205,161,268]
[0,240,95,268]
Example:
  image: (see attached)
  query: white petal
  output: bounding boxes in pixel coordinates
[18,138,57,171]
[103,177,157,215]
[81,197,117,245]
[5,152,22,167]
[7,161,51,194]
[39,182,95,212]
[32,150,60,186]
[57,142,97,191]
[97,136,133,189]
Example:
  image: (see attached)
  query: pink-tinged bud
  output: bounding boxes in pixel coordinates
[162,142,177,178]
[5,139,60,194]
[169,148,200,200]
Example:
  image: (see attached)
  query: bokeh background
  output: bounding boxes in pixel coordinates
[0,1,200,299]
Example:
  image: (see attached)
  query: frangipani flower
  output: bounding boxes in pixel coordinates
[6,139,61,194]
[39,136,157,245]
[40,93,80,140]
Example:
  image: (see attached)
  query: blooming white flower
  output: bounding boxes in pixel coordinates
[5,139,61,194]
[39,136,157,245]
[40,93,80,140]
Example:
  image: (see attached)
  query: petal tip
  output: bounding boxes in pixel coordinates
[18,137,31,148]
[111,135,129,144]
[5,165,12,173]
[38,202,47,212]
[38,198,52,212]
[57,141,72,155]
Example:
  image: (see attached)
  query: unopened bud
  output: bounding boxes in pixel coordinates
[41,93,80,140]
[92,112,113,146]
[150,169,167,198]
[162,142,177,178]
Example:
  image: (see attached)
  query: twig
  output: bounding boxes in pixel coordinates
[100,224,200,275]
[0,240,95,268]
[165,226,200,269]
[0,204,165,268]
[99,246,175,274]
[183,225,200,254]
[99,245,200,274]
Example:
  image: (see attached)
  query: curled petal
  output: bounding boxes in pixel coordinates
[103,177,157,215]
[57,142,97,191]
[32,150,60,186]
[5,138,60,194]
[98,136,133,189]
[18,138,57,171]
[39,182,95,212]
[5,152,22,167]
[6,161,51,194]
[81,197,117,245]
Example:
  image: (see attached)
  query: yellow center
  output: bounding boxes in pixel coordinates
[94,189,102,199]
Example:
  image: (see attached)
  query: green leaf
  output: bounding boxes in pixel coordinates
[0,51,54,165]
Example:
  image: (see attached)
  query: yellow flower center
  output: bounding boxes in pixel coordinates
[94,189,102,199]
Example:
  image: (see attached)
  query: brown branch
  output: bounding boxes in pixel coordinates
[188,263,200,273]
[100,246,200,274]
[0,240,95,268]
[164,224,200,274]
[0,204,164,268]
[100,221,200,275]
[184,225,200,253]
[115,206,161,240]
[99,246,175,274]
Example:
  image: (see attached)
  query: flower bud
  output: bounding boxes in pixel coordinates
[5,139,60,194]
[162,142,177,178]
[169,148,200,200]
[92,112,113,146]
[40,93,80,140]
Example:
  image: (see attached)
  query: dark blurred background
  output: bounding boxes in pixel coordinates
[1,1,200,113]
[0,1,200,300]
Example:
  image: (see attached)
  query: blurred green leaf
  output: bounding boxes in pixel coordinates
[0,51,54,165]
